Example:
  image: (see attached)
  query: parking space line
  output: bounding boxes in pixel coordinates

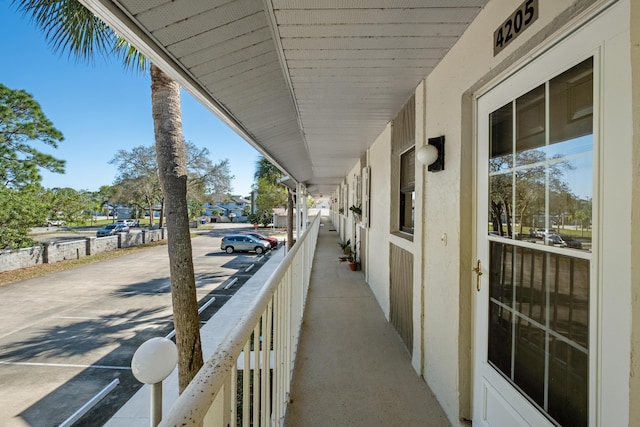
[55,316,172,324]
[165,296,217,340]
[59,379,120,427]
[223,278,238,290]
[0,361,130,370]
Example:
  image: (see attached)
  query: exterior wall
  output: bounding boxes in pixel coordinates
[0,246,44,273]
[45,240,87,264]
[344,161,362,259]
[366,124,393,317]
[95,236,119,252]
[630,0,640,422]
[0,230,167,272]
[331,0,633,425]
[418,0,628,423]
[120,231,144,248]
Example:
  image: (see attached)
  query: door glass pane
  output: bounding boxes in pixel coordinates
[490,102,513,168]
[489,103,514,238]
[486,58,592,427]
[547,58,593,252]
[514,165,546,240]
[516,84,546,165]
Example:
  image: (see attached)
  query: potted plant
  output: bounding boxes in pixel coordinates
[347,241,360,271]
[349,204,362,220]
[338,239,351,262]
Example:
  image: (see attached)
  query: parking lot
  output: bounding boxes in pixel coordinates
[0,224,284,426]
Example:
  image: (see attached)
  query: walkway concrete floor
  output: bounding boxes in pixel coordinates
[284,219,451,427]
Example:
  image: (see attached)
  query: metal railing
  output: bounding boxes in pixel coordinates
[160,215,321,426]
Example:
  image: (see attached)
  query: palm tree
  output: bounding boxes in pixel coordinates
[254,156,283,184]
[12,0,203,392]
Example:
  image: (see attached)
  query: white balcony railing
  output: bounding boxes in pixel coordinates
[160,215,321,426]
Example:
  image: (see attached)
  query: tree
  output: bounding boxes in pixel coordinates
[490,149,576,237]
[254,156,283,184]
[109,145,163,227]
[13,0,203,391]
[0,83,66,248]
[110,143,233,224]
[42,187,93,225]
[0,83,65,189]
[185,141,233,203]
[254,156,294,244]
[0,185,48,249]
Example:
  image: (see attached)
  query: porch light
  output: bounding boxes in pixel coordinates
[416,136,445,172]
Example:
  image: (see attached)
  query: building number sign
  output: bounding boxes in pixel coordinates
[493,0,538,56]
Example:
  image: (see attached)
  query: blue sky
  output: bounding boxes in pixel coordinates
[0,2,260,196]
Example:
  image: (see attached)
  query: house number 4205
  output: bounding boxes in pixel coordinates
[493,0,538,56]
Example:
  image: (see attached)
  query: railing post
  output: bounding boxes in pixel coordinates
[151,382,162,426]
[131,337,177,427]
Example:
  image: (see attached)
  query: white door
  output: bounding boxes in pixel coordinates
[473,2,630,426]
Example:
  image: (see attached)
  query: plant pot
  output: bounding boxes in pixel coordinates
[348,262,357,271]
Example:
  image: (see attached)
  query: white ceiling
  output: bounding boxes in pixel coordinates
[82,0,488,196]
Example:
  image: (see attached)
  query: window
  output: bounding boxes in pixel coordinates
[400,147,415,234]
[391,95,415,236]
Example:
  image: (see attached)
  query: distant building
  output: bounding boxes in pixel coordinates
[202,196,250,222]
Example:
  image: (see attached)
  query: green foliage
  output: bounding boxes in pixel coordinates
[42,187,94,225]
[187,200,203,219]
[0,83,65,189]
[254,176,287,218]
[0,185,47,249]
[248,211,272,227]
[0,83,67,248]
[338,239,351,254]
[252,155,287,223]
[254,156,284,184]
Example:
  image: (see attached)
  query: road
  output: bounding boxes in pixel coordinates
[0,223,283,427]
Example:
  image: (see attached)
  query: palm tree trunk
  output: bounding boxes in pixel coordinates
[151,64,203,392]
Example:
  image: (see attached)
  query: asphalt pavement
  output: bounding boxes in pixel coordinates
[0,223,285,427]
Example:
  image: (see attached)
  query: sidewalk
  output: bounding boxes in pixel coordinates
[283,218,451,426]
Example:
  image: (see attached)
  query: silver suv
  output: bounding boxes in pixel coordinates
[221,234,270,254]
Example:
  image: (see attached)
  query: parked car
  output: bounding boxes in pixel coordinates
[244,232,278,248]
[532,228,557,238]
[545,233,567,247]
[96,223,130,237]
[117,219,139,227]
[221,234,270,254]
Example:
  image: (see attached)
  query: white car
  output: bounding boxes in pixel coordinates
[117,219,139,227]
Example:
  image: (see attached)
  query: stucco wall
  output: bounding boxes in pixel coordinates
[419,0,624,423]
[629,0,640,422]
[335,0,631,424]
[366,125,392,316]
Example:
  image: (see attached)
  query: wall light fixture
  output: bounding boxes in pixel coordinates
[416,136,445,172]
